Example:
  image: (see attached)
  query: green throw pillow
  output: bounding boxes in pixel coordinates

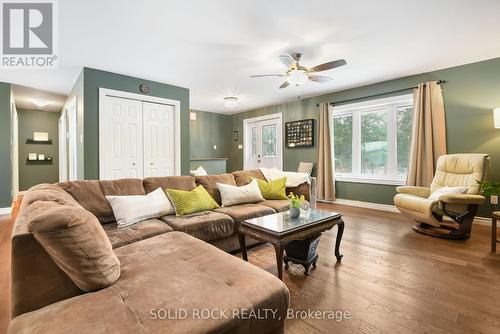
[252,177,287,200]
[166,185,219,216]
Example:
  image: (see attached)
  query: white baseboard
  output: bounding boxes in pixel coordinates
[0,207,12,215]
[318,198,491,226]
[319,198,400,213]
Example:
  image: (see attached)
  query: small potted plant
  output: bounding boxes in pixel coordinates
[288,193,305,218]
[477,180,500,211]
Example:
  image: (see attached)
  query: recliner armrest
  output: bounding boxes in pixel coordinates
[439,194,485,205]
[396,186,430,198]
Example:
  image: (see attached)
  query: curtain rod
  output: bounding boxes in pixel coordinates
[316,80,446,107]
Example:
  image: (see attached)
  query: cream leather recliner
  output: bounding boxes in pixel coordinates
[394,154,490,239]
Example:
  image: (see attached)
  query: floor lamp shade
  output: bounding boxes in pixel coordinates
[495,108,500,129]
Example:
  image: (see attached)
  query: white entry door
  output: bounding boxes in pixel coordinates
[142,102,175,177]
[101,96,144,179]
[244,113,283,170]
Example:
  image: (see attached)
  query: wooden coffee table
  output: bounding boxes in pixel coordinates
[238,209,344,279]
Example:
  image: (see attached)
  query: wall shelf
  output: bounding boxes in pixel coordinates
[26,139,52,145]
[26,159,53,165]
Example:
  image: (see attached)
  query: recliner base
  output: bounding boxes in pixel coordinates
[412,222,470,240]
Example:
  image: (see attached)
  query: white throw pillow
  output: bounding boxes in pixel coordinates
[217,179,264,207]
[190,166,208,176]
[427,186,468,202]
[106,188,174,228]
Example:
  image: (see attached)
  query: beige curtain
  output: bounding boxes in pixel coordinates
[317,103,335,201]
[406,81,447,187]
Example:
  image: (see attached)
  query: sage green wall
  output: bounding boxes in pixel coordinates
[229,57,500,213]
[190,110,232,159]
[17,109,60,190]
[0,83,12,207]
[82,67,190,178]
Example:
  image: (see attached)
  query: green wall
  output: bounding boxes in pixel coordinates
[82,67,190,178]
[190,110,232,159]
[227,57,500,213]
[0,83,12,207]
[17,109,60,190]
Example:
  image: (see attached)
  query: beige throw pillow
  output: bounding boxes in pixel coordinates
[106,187,174,228]
[217,179,264,207]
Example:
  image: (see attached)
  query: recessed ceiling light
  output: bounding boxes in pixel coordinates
[32,98,49,108]
[224,96,239,109]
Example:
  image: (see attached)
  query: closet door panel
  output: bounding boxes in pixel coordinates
[143,102,175,178]
[102,96,143,179]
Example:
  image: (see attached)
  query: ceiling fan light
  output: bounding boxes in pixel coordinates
[224,96,239,108]
[287,70,308,86]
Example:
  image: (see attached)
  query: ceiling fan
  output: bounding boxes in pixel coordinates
[250,53,346,89]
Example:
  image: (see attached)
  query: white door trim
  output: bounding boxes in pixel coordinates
[243,112,283,170]
[58,109,68,182]
[98,88,181,178]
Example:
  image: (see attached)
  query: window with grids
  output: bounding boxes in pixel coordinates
[331,94,413,185]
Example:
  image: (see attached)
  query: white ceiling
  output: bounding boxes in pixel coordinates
[12,85,66,112]
[1,0,500,114]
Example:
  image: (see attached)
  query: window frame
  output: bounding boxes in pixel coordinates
[331,94,413,186]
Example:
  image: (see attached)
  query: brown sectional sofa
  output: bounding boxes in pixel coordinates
[9,169,315,334]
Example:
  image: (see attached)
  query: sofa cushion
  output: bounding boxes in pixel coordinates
[160,211,234,242]
[21,183,81,209]
[195,173,236,205]
[143,176,196,193]
[102,218,173,249]
[26,201,121,292]
[8,232,289,334]
[214,203,275,223]
[99,178,146,196]
[287,182,311,202]
[58,180,114,223]
[258,200,290,212]
[232,169,266,186]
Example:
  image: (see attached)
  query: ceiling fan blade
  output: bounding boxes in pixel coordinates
[250,74,285,78]
[309,59,347,72]
[308,75,332,83]
[279,54,295,68]
[279,81,290,89]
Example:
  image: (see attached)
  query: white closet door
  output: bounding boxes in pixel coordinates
[142,102,175,177]
[102,96,143,179]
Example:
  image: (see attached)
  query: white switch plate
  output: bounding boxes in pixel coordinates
[213,145,217,150]
[238,144,243,150]
[491,195,498,205]
[190,112,196,120]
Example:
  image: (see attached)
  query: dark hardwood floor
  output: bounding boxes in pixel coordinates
[1,203,499,334]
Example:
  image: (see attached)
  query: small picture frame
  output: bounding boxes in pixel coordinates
[38,154,45,160]
[28,153,37,160]
[33,132,49,141]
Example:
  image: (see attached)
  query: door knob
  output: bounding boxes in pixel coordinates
[257,159,261,163]
[150,162,154,165]
[132,163,135,166]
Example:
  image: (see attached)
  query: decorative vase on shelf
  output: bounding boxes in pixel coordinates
[290,207,300,218]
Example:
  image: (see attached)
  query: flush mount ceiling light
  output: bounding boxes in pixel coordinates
[32,98,49,108]
[224,96,239,108]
